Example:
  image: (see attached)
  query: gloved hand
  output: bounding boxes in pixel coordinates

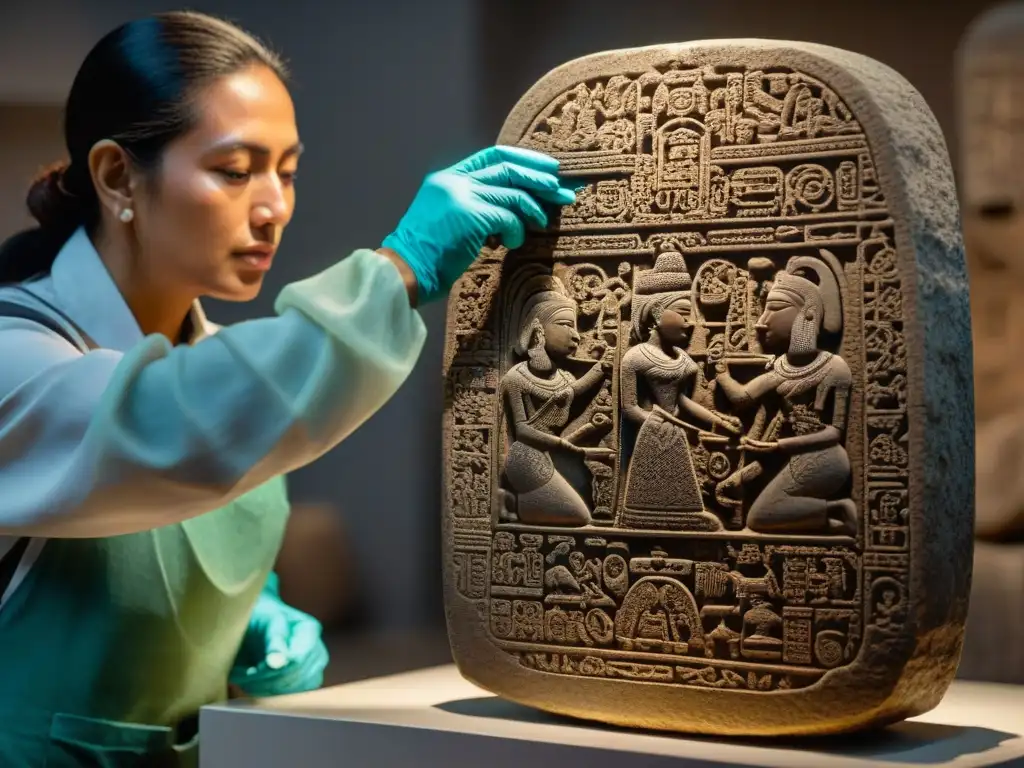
[381,145,577,304]
[229,573,329,697]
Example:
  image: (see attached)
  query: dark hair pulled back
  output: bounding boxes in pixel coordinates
[0,11,287,284]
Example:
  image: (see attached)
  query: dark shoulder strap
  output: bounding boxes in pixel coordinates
[0,300,79,346]
[0,286,95,350]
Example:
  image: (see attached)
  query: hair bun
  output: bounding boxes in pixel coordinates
[26,161,83,236]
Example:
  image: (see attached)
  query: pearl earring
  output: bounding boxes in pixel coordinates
[119,208,134,223]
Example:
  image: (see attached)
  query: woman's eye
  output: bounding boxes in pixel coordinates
[279,170,298,184]
[218,169,250,182]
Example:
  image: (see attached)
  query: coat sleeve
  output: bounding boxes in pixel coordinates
[0,248,426,537]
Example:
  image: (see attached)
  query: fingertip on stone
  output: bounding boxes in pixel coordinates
[556,188,577,205]
[500,143,560,171]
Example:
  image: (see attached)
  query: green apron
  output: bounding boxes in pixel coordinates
[0,477,290,767]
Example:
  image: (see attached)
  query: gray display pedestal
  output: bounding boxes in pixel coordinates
[199,664,1024,767]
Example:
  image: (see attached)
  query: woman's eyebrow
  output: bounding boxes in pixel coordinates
[206,140,304,157]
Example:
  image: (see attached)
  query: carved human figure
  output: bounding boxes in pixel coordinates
[500,269,612,526]
[619,249,741,530]
[714,252,857,536]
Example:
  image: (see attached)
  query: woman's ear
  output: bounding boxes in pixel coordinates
[88,139,137,221]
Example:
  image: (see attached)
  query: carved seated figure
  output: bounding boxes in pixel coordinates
[499,267,612,526]
[715,252,858,536]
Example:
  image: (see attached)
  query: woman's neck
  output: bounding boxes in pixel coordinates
[92,227,195,344]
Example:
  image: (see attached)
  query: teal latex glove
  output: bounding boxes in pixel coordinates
[229,573,329,697]
[381,145,577,304]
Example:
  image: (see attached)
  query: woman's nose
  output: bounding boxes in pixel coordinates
[251,178,291,227]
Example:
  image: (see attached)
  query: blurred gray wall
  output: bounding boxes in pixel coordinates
[0,0,1000,631]
[0,105,64,237]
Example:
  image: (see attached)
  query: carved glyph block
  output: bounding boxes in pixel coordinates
[441,40,973,736]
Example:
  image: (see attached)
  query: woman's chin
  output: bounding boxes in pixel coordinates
[207,278,264,302]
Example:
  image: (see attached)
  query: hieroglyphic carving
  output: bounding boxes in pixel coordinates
[445,62,913,692]
[524,65,877,231]
[493,534,861,690]
[446,256,503,600]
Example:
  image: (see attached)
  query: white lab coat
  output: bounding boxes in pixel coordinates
[0,227,426,543]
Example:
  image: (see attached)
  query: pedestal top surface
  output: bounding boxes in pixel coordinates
[200,665,1024,768]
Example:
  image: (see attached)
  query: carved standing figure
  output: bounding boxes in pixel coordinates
[714,251,857,536]
[619,249,741,530]
[500,268,612,526]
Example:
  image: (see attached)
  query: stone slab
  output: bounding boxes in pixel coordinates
[441,39,973,736]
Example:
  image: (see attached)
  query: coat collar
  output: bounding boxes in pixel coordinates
[39,226,215,352]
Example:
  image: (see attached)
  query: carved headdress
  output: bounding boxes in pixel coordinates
[631,248,693,341]
[768,249,846,352]
[506,265,576,357]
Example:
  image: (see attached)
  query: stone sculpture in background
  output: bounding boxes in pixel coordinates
[952,1,1024,689]
[442,40,973,735]
[959,0,1024,542]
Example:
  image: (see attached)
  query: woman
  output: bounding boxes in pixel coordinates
[619,249,741,530]
[499,266,611,527]
[714,253,858,536]
[0,11,576,765]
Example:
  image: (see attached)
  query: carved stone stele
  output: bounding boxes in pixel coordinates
[441,40,973,736]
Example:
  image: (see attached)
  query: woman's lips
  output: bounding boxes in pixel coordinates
[234,245,276,270]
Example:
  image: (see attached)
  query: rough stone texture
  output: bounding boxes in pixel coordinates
[958,2,1024,540]
[441,40,973,736]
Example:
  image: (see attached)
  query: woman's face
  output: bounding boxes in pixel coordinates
[133,64,300,301]
[756,290,800,351]
[657,296,693,346]
[541,305,580,358]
